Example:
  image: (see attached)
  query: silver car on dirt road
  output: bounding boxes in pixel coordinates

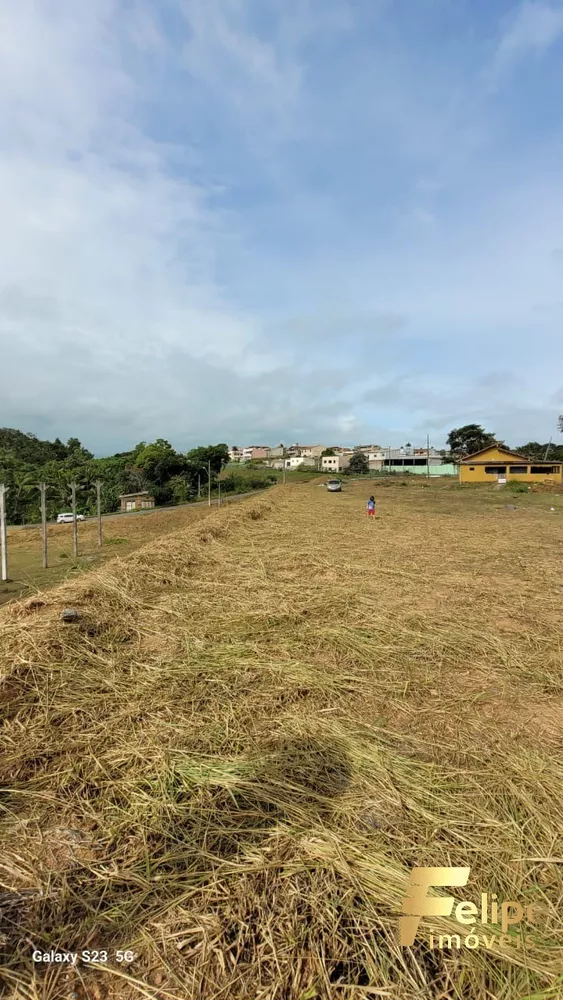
[326,479,342,492]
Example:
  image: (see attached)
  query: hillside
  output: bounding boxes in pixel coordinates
[0,480,562,1000]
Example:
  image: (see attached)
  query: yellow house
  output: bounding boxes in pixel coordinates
[459,444,563,484]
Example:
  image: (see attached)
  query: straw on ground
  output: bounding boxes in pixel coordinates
[0,480,562,1000]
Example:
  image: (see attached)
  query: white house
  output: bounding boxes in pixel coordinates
[285,456,316,468]
[321,454,350,473]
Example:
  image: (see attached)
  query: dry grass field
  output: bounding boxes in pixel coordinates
[0,479,562,1000]
[0,496,256,608]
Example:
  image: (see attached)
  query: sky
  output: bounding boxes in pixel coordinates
[1,0,563,455]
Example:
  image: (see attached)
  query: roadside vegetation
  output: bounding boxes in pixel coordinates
[0,431,271,525]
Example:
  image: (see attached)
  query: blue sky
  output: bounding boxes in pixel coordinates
[1,0,563,454]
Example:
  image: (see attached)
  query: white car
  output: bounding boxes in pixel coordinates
[326,479,342,492]
[56,512,85,524]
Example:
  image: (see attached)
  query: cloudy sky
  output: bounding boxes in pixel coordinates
[1,0,563,455]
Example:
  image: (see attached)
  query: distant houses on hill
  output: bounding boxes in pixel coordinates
[227,441,562,483]
[227,442,456,475]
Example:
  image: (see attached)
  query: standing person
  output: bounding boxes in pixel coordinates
[366,495,376,518]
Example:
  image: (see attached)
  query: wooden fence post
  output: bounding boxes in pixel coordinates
[0,484,8,582]
[38,483,48,569]
[94,480,103,547]
[69,480,78,558]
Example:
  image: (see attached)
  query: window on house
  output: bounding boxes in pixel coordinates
[469,466,475,471]
[531,465,557,474]
[509,466,528,473]
[126,501,135,511]
[484,466,507,474]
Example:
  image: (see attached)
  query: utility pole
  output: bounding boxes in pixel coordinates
[544,438,552,461]
[0,484,8,582]
[69,480,79,557]
[427,434,430,479]
[94,479,103,547]
[38,483,48,569]
[208,460,211,507]
[197,473,201,500]
[218,475,221,507]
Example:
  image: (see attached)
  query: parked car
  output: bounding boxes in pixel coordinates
[56,512,85,523]
[326,479,342,492]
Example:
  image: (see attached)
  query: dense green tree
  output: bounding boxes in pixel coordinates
[0,431,273,524]
[66,437,93,461]
[168,474,193,505]
[0,453,37,523]
[0,429,66,465]
[446,424,496,460]
[516,441,563,461]
[186,444,229,475]
[321,448,336,456]
[52,437,69,461]
[347,451,369,475]
[133,439,186,486]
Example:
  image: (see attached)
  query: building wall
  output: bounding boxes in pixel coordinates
[321,456,338,471]
[385,457,443,468]
[458,446,562,483]
[459,463,562,483]
[242,447,269,460]
[367,462,457,475]
[402,463,457,476]
[120,495,155,511]
[285,456,316,468]
[321,455,350,472]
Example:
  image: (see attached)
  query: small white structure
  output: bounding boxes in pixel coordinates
[285,456,316,468]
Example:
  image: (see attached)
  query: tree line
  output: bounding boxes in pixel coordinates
[445,423,563,462]
[0,431,276,525]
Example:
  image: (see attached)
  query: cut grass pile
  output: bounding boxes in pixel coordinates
[0,494,257,607]
[0,480,562,1000]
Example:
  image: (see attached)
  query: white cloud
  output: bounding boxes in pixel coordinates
[0,0,562,453]
[492,1,563,75]
[179,0,304,136]
[0,0,286,452]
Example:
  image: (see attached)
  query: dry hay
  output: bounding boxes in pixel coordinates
[0,482,562,1000]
